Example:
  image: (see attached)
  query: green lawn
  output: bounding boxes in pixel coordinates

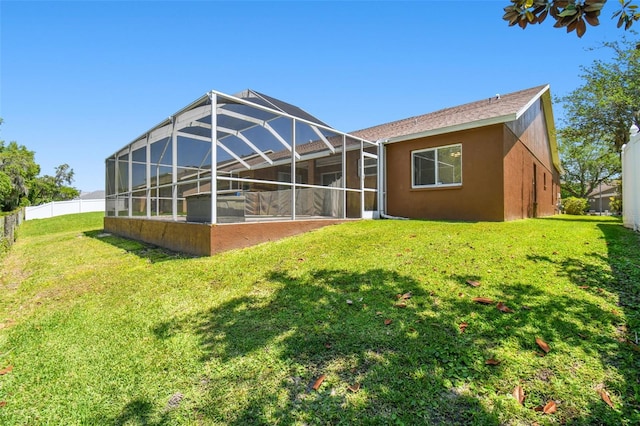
[0,212,639,425]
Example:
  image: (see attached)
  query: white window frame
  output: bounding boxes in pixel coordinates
[411,143,462,189]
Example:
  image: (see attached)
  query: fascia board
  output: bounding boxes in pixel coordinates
[385,113,517,144]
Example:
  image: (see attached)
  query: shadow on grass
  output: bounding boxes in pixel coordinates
[154,268,500,425]
[83,229,196,263]
[527,221,640,421]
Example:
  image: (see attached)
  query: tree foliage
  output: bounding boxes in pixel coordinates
[0,140,40,211]
[504,0,640,37]
[0,121,80,211]
[558,127,621,198]
[556,37,638,201]
[559,36,639,152]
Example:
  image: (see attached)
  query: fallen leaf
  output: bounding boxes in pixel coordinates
[543,400,557,414]
[521,305,531,310]
[384,319,392,325]
[397,292,412,300]
[458,292,464,297]
[0,366,13,375]
[512,385,525,405]
[496,302,514,313]
[533,405,544,412]
[324,342,332,349]
[376,311,383,316]
[459,322,468,333]
[0,401,6,408]
[297,258,305,262]
[346,299,353,305]
[552,251,558,255]
[312,375,326,390]
[536,338,551,354]
[485,359,501,365]
[394,302,407,308]
[347,383,361,393]
[408,327,416,333]
[472,297,493,304]
[466,280,481,287]
[578,286,589,289]
[598,388,615,409]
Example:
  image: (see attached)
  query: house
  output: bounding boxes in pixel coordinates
[352,84,561,222]
[104,85,560,255]
[586,183,620,214]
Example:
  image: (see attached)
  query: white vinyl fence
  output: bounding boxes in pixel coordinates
[25,199,105,220]
[622,124,640,231]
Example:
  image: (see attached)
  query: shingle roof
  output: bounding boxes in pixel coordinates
[350,85,550,142]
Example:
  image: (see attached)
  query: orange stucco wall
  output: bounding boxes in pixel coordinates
[384,125,506,221]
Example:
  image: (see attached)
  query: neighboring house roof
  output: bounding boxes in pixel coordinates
[587,183,619,198]
[79,190,105,199]
[350,84,561,173]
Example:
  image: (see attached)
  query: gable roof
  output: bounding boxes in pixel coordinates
[351,85,550,142]
[350,84,561,173]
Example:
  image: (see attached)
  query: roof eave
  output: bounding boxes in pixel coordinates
[385,113,517,144]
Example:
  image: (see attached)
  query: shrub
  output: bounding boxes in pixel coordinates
[563,197,589,215]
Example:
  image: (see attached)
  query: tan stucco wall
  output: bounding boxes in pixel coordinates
[385,125,506,221]
[104,217,349,256]
[104,217,212,256]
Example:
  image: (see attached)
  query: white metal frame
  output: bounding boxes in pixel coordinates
[105,89,379,223]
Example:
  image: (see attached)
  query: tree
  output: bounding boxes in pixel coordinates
[28,165,80,205]
[558,36,640,152]
[558,127,621,198]
[0,120,80,210]
[0,140,40,211]
[503,0,640,37]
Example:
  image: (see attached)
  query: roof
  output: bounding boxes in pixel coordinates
[350,84,561,173]
[351,85,550,142]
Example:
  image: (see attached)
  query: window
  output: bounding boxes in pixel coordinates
[412,144,462,188]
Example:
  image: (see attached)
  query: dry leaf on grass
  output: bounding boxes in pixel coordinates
[512,385,525,404]
[485,359,501,365]
[396,292,412,300]
[496,302,514,313]
[312,375,326,390]
[578,285,590,289]
[384,319,392,326]
[459,322,468,333]
[394,302,407,308]
[536,338,551,354]
[346,299,353,305]
[324,342,332,349]
[0,401,6,408]
[597,387,615,409]
[0,365,13,375]
[472,297,493,304]
[466,280,481,287]
[543,400,557,414]
[347,383,361,393]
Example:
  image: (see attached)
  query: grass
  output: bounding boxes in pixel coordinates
[0,212,639,425]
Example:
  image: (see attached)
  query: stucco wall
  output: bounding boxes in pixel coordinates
[104,217,349,256]
[503,102,559,220]
[384,125,505,221]
[104,217,212,256]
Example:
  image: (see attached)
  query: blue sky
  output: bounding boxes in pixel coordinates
[0,0,627,192]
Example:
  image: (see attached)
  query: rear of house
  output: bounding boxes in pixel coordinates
[354,85,561,221]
